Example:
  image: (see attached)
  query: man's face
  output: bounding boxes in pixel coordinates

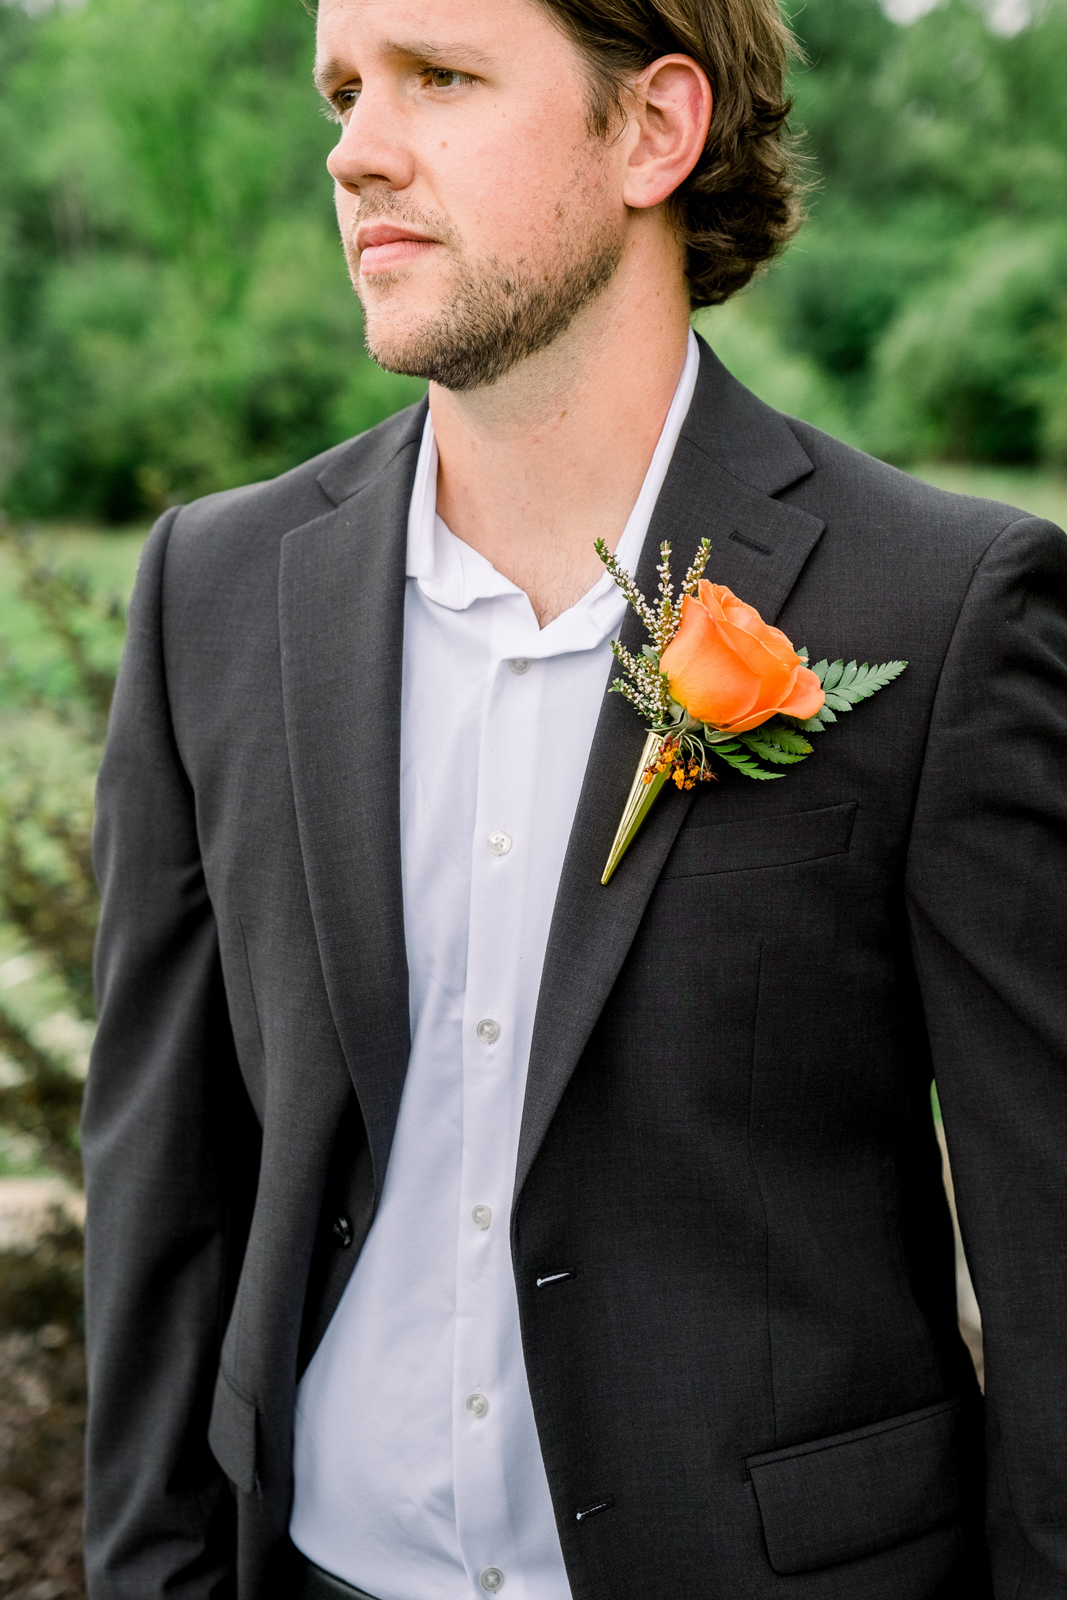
[315,0,630,390]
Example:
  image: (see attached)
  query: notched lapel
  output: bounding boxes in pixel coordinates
[279,416,422,1193]
[516,347,826,1200]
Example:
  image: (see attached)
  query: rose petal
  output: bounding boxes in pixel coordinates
[719,592,799,670]
[696,579,727,622]
[778,663,825,721]
[714,618,795,711]
[660,595,762,726]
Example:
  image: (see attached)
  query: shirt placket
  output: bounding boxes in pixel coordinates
[452,618,547,1599]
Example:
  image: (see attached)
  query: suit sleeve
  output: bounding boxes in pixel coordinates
[83,508,258,1599]
[906,514,1067,1597]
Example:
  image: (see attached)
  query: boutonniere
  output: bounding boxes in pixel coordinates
[596,537,907,885]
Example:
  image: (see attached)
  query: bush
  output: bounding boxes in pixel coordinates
[0,0,424,521]
[742,0,1067,463]
[867,231,1067,461]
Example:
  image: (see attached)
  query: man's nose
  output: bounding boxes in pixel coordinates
[327,90,415,194]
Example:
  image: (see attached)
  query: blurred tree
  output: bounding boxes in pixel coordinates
[0,0,423,520]
[3,0,1067,496]
[756,0,1067,462]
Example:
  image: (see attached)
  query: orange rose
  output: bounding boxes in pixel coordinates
[658,579,825,733]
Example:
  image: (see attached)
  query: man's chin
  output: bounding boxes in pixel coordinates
[362,321,437,381]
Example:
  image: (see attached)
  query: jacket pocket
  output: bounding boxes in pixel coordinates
[663,799,857,879]
[746,1397,968,1575]
[208,1367,259,1495]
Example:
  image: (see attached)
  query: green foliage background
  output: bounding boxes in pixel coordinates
[1,0,1067,522]
[705,0,1067,466]
[0,0,423,521]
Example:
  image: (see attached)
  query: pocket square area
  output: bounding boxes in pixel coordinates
[663,799,857,879]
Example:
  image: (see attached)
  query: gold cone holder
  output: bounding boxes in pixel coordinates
[601,731,670,885]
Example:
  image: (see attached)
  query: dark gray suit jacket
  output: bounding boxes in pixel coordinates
[83,338,1067,1600]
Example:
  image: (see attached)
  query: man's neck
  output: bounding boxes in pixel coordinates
[429,259,692,627]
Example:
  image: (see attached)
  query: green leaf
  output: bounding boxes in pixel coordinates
[832,659,908,704]
[822,659,845,691]
[753,726,813,756]
[739,733,810,765]
[797,645,809,663]
[713,744,784,781]
[822,690,854,713]
[811,659,830,684]
[793,704,836,731]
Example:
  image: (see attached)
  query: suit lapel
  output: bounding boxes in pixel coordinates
[515,341,826,1198]
[279,403,425,1192]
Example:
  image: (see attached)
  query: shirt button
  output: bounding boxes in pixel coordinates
[466,1392,490,1418]
[481,1569,505,1593]
[471,1205,492,1230]
[487,831,512,856]
[476,1018,500,1045]
[508,657,531,674]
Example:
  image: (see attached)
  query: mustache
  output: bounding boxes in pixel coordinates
[343,194,460,256]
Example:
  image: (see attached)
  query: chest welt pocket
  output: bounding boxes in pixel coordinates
[746,1397,969,1575]
[663,799,857,880]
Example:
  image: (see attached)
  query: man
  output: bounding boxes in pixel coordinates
[81,0,1067,1595]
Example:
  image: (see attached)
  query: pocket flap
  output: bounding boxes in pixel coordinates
[208,1368,258,1495]
[664,800,856,879]
[746,1398,968,1575]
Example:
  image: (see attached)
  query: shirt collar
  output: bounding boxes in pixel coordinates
[405,328,701,648]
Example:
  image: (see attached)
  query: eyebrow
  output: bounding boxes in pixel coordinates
[314,38,496,97]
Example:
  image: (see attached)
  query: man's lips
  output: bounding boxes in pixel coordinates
[356,222,440,275]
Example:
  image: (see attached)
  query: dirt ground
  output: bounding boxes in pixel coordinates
[0,1332,85,1600]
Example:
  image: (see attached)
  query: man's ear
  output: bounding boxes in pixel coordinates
[621,54,713,211]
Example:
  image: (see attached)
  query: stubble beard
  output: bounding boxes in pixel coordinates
[347,199,624,393]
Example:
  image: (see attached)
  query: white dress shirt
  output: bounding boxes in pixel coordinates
[290,331,699,1600]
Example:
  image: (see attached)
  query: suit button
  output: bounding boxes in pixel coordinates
[332,1215,353,1247]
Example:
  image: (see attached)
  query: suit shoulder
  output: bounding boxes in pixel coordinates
[163,400,426,568]
[782,415,1051,561]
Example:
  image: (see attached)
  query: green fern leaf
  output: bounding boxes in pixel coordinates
[822,659,845,692]
[740,733,810,765]
[756,726,813,756]
[713,744,784,781]
[834,659,908,703]
[810,659,830,684]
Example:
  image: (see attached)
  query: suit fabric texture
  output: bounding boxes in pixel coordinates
[82,337,1067,1600]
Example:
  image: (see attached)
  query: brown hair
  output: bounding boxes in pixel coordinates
[537,0,804,307]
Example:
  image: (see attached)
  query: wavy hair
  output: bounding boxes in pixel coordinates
[538,0,805,307]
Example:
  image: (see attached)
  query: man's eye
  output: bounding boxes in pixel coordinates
[428,68,466,89]
[334,87,360,117]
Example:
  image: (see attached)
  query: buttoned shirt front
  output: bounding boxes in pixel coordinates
[290,331,699,1600]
